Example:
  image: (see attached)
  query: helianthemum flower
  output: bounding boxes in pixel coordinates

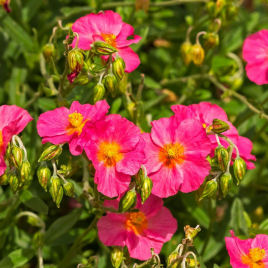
[71,10,141,72]
[37,100,109,156]
[243,29,268,85]
[0,105,33,176]
[225,230,268,267]
[84,114,144,197]
[97,195,177,260]
[143,115,211,198]
[172,102,256,169]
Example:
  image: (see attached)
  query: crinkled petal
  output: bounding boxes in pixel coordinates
[118,47,140,72]
[137,194,163,218]
[116,23,141,48]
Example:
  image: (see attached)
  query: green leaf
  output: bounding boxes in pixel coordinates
[0,249,34,268]
[259,218,268,230]
[110,98,122,114]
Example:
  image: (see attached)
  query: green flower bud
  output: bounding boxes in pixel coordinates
[199,179,218,201]
[212,119,230,134]
[68,49,84,73]
[204,32,219,49]
[186,258,200,268]
[141,177,153,204]
[180,41,192,65]
[63,181,75,197]
[38,145,62,162]
[42,43,55,61]
[110,247,123,268]
[20,160,31,185]
[112,57,125,80]
[220,172,232,198]
[127,101,136,120]
[33,231,44,249]
[119,188,137,212]
[74,73,89,85]
[11,146,24,168]
[9,174,20,193]
[167,251,179,268]
[215,146,229,172]
[92,41,117,55]
[191,43,205,66]
[93,83,106,103]
[0,173,9,185]
[49,176,63,208]
[37,166,51,191]
[103,74,118,98]
[233,157,246,184]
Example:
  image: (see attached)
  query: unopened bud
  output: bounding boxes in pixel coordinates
[199,179,218,200]
[93,83,106,103]
[233,157,246,184]
[204,32,219,49]
[42,43,55,61]
[191,44,205,66]
[141,177,153,204]
[103,74,118,98]
[112,58,125,80]
[33,231,44,249]
[9,174,20,193]
[215,146,229,172]
[207,156,219,171]
[110,247,123,268]
[11,146,23,168]
[127,101,136,120]
[74,73,89,85]
[184,225,201,241]
[63,181,74,197]
[0,173,9,185]
[167,251,179,268]
[212,119,229,134]
[220,172,232,198]
[68,49,84,73]
[119,189,137,212]
[186,257,200,267]
[180,42,192,65]
[38,145,62,162]
[37,166,51,191]
[20,160,31,185]
[49,176,63,208]
[92,41,117,55]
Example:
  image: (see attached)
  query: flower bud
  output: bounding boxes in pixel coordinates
[184,225,201,241]
[220,172,232,198]
[33,231,44,249]
[0,173,9,185]
[119,188,137,212]
[127,101,136,120]
[180,41,192,65]
[215,146,229,172]
[204,32,219,49]
[38,145,62,162]
[9,174,20,193]
[42,43,55,61]
[20,160,31,185]
[93,83,106,103]
[74,73,89,85]
[92,41,117,55]
[191,43,205,66]
[199,179,218,201]
[112,57,125,80]
[63,181,75,197]
[49,176,63,208]
[167,251,179,268]
[186,257,200,267]
[212,119,229,134]
[11,146,24,168]
[68,49,84,73]
[37,166,51,191]
[233,157,246,184]
[103,74,118,98]
[141,176,153,204]
[110,247,123,268]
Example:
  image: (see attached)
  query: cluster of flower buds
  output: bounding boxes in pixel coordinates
[0,136,32,192]
[181,41,205,66]
[37,144,74,207]
[206,0,239,20]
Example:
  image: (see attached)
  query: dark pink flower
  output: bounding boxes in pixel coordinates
[71,10,141,72]
[225,230,268,267]
[243,29,268,85]
[0,105,33,176]
[37,100,109,156]
[84,114,144,198]
[97,195,177,260]
[143,115,211,198]
[1,0,11,12]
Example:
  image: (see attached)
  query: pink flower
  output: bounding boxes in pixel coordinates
[225,230,268,268]
[143,115,211,198]
[71,10,141,72]
[171,102,256,169]
[84,114,144,198]
[243,29,268,85]
[37,100,109,156]
[1,0,11,13]
[0,105,33,176]
[97,194,177,260]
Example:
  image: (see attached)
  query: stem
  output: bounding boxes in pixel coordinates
[58,60,69,101]
[37,247,44,268]
[51,160,57,177]
[16,211,46,231]
[219,134,239,158]
[136,73,145,101]
[12,135,27,161]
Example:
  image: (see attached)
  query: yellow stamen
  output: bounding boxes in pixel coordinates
[65,112,88,136]
[125,211,148,235]
[159,143,185,168]
[241,247,266,268]
[0,131,3,153]
[101,33,117,48]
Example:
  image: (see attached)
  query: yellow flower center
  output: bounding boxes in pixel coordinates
[66,112,88,136]
[125,211,148,235]
[0,131,3,153]
[97,141,123,167]
[0,0,5,6]
[241,248,266,268]
[159,143,185,168]
[101,33,117,48]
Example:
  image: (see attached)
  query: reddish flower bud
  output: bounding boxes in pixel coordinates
[68,49,84,73]
[212,119,230,134]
